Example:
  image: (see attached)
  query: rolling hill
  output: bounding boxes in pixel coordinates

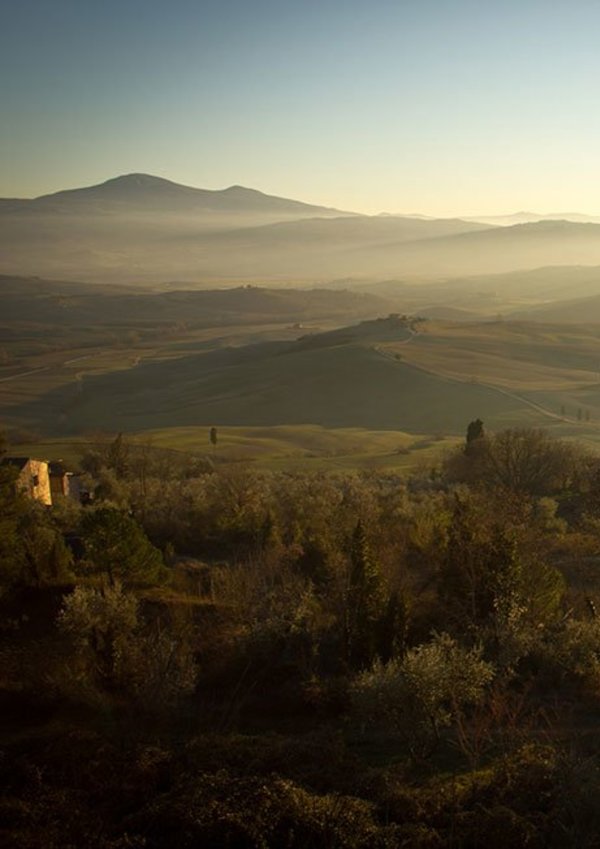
[510,293,600,323]
[356,266,600,317]
[0,275,393,327]
[3,315,547,437]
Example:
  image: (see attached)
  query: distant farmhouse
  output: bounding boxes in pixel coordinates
[2,457,52,505]
[2,457,82,505]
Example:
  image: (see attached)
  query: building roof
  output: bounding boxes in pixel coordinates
[48,461,67,476]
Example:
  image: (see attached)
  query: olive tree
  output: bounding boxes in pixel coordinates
[351,632,494,758]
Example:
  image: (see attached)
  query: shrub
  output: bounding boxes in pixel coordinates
[351,633,494,758]
[57,584,196,706]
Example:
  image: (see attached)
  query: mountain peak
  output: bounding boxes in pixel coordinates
[27,174,349,216]
[103,173,175,186]
[34,172,196,205]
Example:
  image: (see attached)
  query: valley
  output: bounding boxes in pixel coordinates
[4,177,600,470]
[4,271,600,470]
[4,174,600,285]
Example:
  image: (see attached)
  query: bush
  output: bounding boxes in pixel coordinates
[351,633,494,758]
[128,770,399,849]
[57,584,196,706]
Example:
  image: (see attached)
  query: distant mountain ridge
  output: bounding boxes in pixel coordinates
[3,173,600,284]
[1,173,351,217]
[467,211,600,227]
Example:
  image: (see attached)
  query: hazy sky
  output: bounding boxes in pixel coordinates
[2,0,600,216]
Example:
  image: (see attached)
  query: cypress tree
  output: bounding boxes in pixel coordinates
[345,520,383,669]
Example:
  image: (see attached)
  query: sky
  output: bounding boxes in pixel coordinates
[2,0,600,216]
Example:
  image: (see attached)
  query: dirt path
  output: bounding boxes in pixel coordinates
[0,352,110,385]
[0,366,50,384]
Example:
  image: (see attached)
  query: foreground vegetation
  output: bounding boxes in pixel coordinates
[4,424,600,846]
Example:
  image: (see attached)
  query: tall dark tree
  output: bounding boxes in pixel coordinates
[465,418,485,455]
[441,496,522,631]
[106,432,129,478]
[376,589,409,663]
[296,537,331,587]
[345,520,383,669]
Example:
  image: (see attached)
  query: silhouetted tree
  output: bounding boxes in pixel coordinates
[345,520,383,669]
[465,418,485,455]
[106,432,129,478]
[377,589,409,663]
[441,496,521,631]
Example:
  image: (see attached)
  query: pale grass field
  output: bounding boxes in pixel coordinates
[9,425,461,474]
[386,321,600,391]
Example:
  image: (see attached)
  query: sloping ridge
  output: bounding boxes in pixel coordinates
[18,318,544,436]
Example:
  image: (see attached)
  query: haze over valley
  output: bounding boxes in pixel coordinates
[3,170,600,461]
[5,173,600,285]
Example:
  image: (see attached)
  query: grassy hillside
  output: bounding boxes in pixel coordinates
[6,304,600,445]
[0,277,394,379]
[383,319,600,439]
[387,321,600,391]
[2,316,545,436]
[9,425,462,474]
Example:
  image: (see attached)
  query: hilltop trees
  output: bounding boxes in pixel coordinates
[478,428,585,495]
[446,425,589,496]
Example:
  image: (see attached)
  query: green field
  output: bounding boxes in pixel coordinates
[3,334,548,437]
[9,424,462,474]
[5,283,600,456]
[382,320,600,435]
[385,321,600,390]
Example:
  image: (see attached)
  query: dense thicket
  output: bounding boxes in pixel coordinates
[3,427,600,847]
